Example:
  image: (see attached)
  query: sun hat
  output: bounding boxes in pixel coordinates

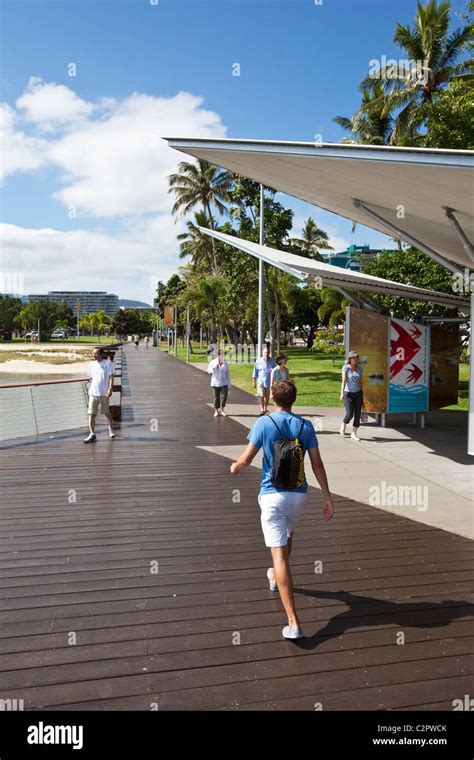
[347,350,359,359]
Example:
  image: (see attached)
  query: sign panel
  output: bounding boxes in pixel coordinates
[346,307,389,413]
[429,326,459,410]
[163,305,175,327]
[388,318,429,413]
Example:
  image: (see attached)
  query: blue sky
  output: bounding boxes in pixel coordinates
[1,0,469,302]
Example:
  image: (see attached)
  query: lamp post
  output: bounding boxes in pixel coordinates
[257,184,265,359]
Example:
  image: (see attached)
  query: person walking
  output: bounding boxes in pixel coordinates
[207,349,231,417]
[84,347,116,443]
[270,353,289,396]
[252,346,276,416]
[230,379,334,639]
[144,336,150,350]
[340,350,364,441]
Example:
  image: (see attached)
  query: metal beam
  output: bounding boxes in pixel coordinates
[334,286,365,309]
[443,207,474,264]
[352,199,463,275]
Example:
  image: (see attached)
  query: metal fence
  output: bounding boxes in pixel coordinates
[0,378,89,441]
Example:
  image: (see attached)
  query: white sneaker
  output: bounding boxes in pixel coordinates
[220,409,227,417]
[266,567,277,592]
[214,410,219,417]
[351,432,360,441]
[83,433,97,443]
[109,428,115,439]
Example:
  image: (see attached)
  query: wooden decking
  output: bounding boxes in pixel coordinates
[0,345,472,711]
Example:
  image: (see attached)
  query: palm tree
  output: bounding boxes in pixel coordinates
[81,313,99,339]
[168,160,233,274]
[289,218,333,261]
[16,307,31,341]
[183,277,226,342]
[317,288,347,327]
[97,310,111,341]
[358,0,473,143]
[177,211,216,273]
[334,82,395,144]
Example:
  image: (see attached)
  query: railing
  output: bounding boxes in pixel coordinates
[0,378,89,442]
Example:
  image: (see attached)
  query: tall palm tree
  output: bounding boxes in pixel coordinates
[168,159,233,275]
[334,82,395,144]
[183,277,226,342]
[16,307,31,341]
[82,313,99,338]
[358,0,473,142]
[97,310,111,341]
[289,218,333,261]
[177,211,217,274]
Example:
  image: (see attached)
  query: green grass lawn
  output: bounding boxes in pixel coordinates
[160,341,469,411]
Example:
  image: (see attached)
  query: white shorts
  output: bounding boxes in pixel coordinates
[258,491,308,548]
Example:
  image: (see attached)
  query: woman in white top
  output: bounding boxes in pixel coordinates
[340,350,364,441]
[207,349,231,417]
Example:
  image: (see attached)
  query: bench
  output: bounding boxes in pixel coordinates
[109,391,122,421]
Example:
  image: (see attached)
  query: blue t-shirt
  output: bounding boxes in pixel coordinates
[247,411,318,495]
[252,357,276,387]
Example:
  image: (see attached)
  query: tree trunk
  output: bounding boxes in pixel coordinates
[210,308,217,342]
[205,203,219,275]
[264,270,275,355]
[274,288,281,354]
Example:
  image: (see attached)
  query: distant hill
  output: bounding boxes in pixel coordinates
[118,299,152,308]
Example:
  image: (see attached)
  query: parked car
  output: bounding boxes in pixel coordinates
[51,329,68,339]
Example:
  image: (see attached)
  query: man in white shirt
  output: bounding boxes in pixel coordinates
[84,347,116,443]
[207,349,231,417]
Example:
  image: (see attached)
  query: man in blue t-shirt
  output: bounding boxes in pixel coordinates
[230,380,334,640]
[252,346,276,416]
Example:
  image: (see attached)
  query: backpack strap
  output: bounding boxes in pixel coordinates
[267,414,283,436]
[297,418,305,439]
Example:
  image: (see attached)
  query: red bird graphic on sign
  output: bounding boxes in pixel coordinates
[405,363,423,384]
[390,321,421,379]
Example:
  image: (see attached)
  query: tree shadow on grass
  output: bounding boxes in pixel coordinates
[291,588,473,650]
[292,371,341,381]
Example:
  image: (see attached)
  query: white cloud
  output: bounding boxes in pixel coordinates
[0,103,49,183]
[1,80,229,300]
[16,77,95,133]
[0,218,185,303]
[48,90,227,216]
[3,79,227,216]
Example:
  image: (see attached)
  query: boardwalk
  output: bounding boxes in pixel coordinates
[0,346,473,711]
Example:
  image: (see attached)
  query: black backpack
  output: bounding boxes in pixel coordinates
[267,414,307,489]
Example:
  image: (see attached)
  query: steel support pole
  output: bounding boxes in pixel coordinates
[257,184,265,359]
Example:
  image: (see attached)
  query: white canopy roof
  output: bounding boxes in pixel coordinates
[200,227,470,310]
[165,138,474,272]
